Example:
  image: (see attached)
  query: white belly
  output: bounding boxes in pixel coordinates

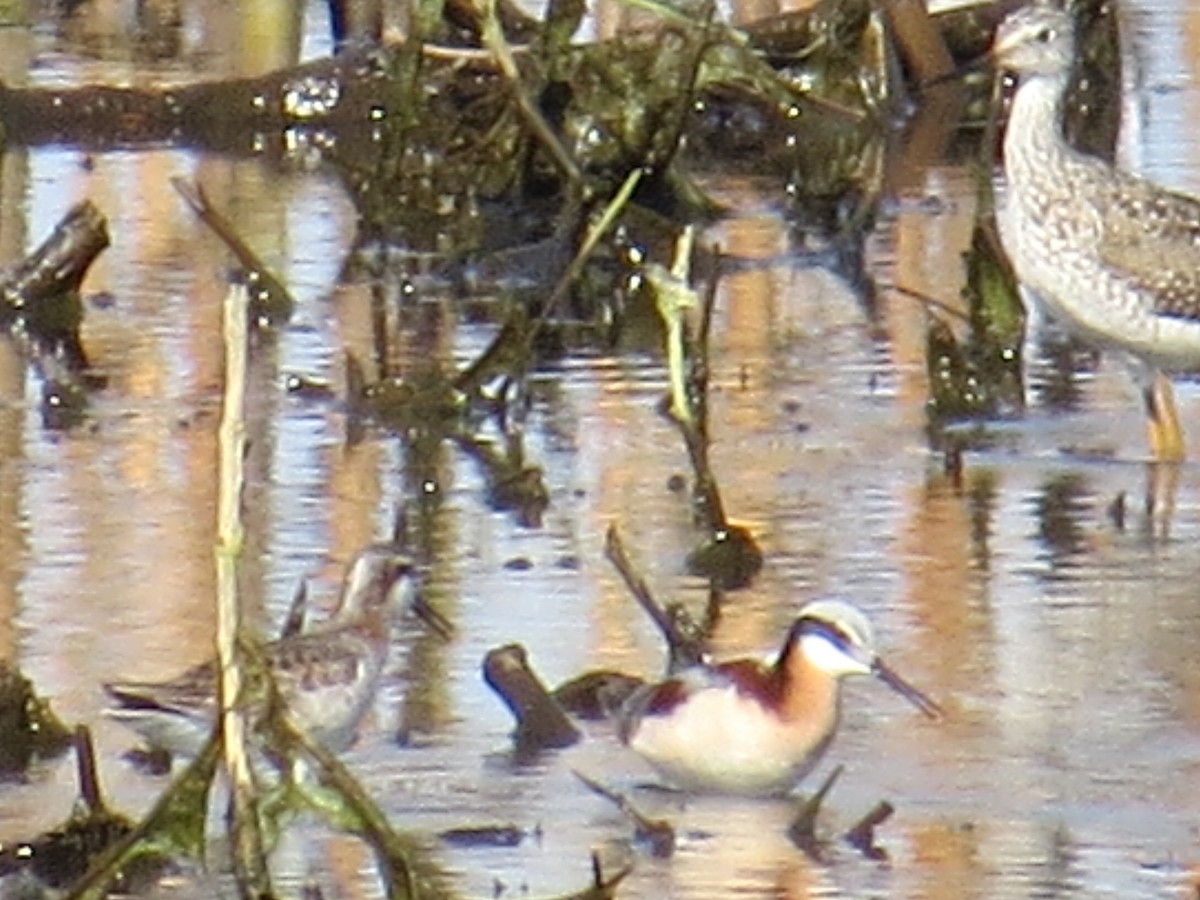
[627,686,833,797]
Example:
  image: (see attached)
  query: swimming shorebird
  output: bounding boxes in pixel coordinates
[104,546,431,758]
[993,2,1200,461]
[615,599,942,797]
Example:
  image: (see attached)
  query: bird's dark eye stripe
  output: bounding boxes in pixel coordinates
[798,618,853,649]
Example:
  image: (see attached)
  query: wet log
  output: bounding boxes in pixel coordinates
[1,199,108,321]
[0,48,395,151]
[0,199,108,427]
[552,669,643,720]
[483,643,581,753]
[0,7,886,158]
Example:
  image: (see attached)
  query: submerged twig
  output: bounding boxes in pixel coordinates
[648,232,763,591]
[272,716,424,900]
[0,727,141,891]
[649,227,698,426]
[541,167,645,321]
[279,578,310,640]
[478,0,580,184]
[437,823,525,848]
[888,282,971,324]
[74,727,103,815]
[65,738,218,899]
[604,525,705,671]
[565,852,630,900]
[449,431,550,528]
[574,771,675,858]
[452,305,536,397]
[786,764,842,859]
[171,178,294,326]
[649,229,722,521]
[843,800,894,861]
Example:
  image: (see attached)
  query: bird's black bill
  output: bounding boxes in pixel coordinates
[411,591,455,641]
[872,659,943,720]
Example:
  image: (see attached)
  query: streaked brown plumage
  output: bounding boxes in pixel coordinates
[994,3,1200,460]
[104,546,422,758]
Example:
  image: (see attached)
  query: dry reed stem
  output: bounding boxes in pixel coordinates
[216,282,272,896]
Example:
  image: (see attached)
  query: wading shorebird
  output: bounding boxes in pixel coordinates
[104,546,436,758]
[616,599,942,797]
[993,2,1200,461]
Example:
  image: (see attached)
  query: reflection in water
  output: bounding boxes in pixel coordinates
[2,0,1200,898]
[965,467,997,575]
[1033,472,1091,568]
[1025,331,1097,414]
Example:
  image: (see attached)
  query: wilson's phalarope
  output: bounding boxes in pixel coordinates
[616,599,942,796]
[104,546,426,758]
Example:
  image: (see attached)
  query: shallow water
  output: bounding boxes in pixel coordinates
[3,0,1200,898]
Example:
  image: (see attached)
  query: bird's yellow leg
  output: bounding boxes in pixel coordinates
[1144,373,1185,463]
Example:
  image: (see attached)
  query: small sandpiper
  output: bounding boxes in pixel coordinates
[104,545,430,757]
[616,599,942,797]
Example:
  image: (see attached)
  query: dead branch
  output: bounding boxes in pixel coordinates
[574,770,675,857]
[786,764,842,859]
[843,800,895,861]
[171,178,294,325]
[604,524,705,671]
[483,643,581,753]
